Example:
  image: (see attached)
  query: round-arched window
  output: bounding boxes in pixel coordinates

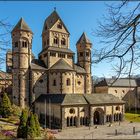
[54,37,58,44]
[61,38,66,45]
[116,106,120,111]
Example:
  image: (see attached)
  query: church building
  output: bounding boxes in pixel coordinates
[11,10,125,129]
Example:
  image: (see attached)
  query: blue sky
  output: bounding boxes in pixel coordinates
[0,1,120,77]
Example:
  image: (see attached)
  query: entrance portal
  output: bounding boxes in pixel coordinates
[94,111,100,124]
[93,108,104,125]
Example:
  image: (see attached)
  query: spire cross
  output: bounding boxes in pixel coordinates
[54,7,56,11]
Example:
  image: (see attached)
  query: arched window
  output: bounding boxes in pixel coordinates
[67,78,71,86]
[116,106,120,111]
[61,38,66,45]
[53,79,56,86]
[22,41,27,48]
[86,51,89,57]
[15,42,18,47]
[54,37,58,44]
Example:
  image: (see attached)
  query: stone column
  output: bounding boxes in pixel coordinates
[121,104,125,121]
[103,106,106,125]
[90,106,93,126]
[76,107,80,127]
[61,107,66,129]
[111,106,114,123]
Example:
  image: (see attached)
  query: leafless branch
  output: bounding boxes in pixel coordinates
[93,1,140,79]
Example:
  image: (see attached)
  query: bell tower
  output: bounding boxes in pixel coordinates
[76,32,92,94]
[11,18,33,108]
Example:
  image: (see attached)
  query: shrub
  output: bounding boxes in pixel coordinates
[26,112,36,138]
[34,113,41,137]
[11,104,21,117]
[0,93,12,118]
[17,109,28,138]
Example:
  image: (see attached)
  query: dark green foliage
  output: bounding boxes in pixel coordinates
[17,109,28,138]
[34,113,41,137]
[26,112,36,138]
[11,104,21,117]
[0,93,12,118]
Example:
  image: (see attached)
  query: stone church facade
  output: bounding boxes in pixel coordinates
[11,10,125,129]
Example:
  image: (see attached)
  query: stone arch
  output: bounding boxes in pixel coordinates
[93,108,104,125]
[33,72,47,100]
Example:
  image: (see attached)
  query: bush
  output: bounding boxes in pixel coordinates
[0,93,12,118]
[17,109,28,138]
[26,112,36,138]
[34,113,41,137]
[11,104,21,117]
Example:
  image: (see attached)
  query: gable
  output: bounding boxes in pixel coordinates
[50,19,69,34]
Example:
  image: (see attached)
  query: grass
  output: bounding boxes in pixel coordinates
[125,110,140,122]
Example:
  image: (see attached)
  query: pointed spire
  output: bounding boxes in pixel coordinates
[12,17,32,33]
[76,32,91,45]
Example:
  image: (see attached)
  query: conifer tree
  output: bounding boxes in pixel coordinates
[26,112,36,138]
[17,109,28,138]
[34,113,41,137]
[0,93,12,118]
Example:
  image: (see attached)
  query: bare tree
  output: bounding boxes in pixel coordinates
[0,18,11,69]
[93,1,140,79]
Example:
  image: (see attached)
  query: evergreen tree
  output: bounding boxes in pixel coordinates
[34,113,41,137]
[17,109,28,138]
[0,93,12,118]
[26,112,36,138]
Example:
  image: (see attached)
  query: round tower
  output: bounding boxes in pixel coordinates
[11,18,33,108]
[76,32,92,94]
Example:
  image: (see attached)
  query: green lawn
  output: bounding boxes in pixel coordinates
[125,112,140,122]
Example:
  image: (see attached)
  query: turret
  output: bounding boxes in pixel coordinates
[76,32,92,94]
[42,10,70,50]
[39,10,73,69]
[11,18,33,108]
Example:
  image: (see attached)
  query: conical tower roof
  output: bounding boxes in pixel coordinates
[42,10,69,34]
[12,17,32,33]
[76,32,91,45]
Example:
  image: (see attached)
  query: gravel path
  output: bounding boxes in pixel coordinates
[54,121,140,139]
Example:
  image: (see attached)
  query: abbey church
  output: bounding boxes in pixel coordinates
[10,10,125,129]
